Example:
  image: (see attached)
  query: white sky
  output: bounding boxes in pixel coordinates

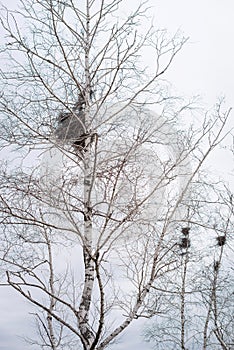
[0,0,234,349]
[153,0,234,189]
[153,0,234,107]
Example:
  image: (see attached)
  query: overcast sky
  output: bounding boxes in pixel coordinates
[154,0,234,106]
[0,0,233,349]
[154,0,234,187]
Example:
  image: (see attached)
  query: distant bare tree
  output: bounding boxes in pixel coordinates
[0,0,232,349]
[144,183,234,350]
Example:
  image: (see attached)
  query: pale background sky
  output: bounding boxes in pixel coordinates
[154,0,234,106]
[0,0,233,349]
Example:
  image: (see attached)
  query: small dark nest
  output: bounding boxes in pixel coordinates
[216,235,226,246]
[181,227,190,236]
[179,237,191,249]
[214,261,220,271]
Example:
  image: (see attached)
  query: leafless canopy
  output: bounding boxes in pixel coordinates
[0,0,233,349]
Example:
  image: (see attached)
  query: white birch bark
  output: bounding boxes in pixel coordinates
[77,2,96,347]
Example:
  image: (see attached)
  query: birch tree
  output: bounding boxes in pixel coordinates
[144,183,234,350]
[0,0,232,349]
